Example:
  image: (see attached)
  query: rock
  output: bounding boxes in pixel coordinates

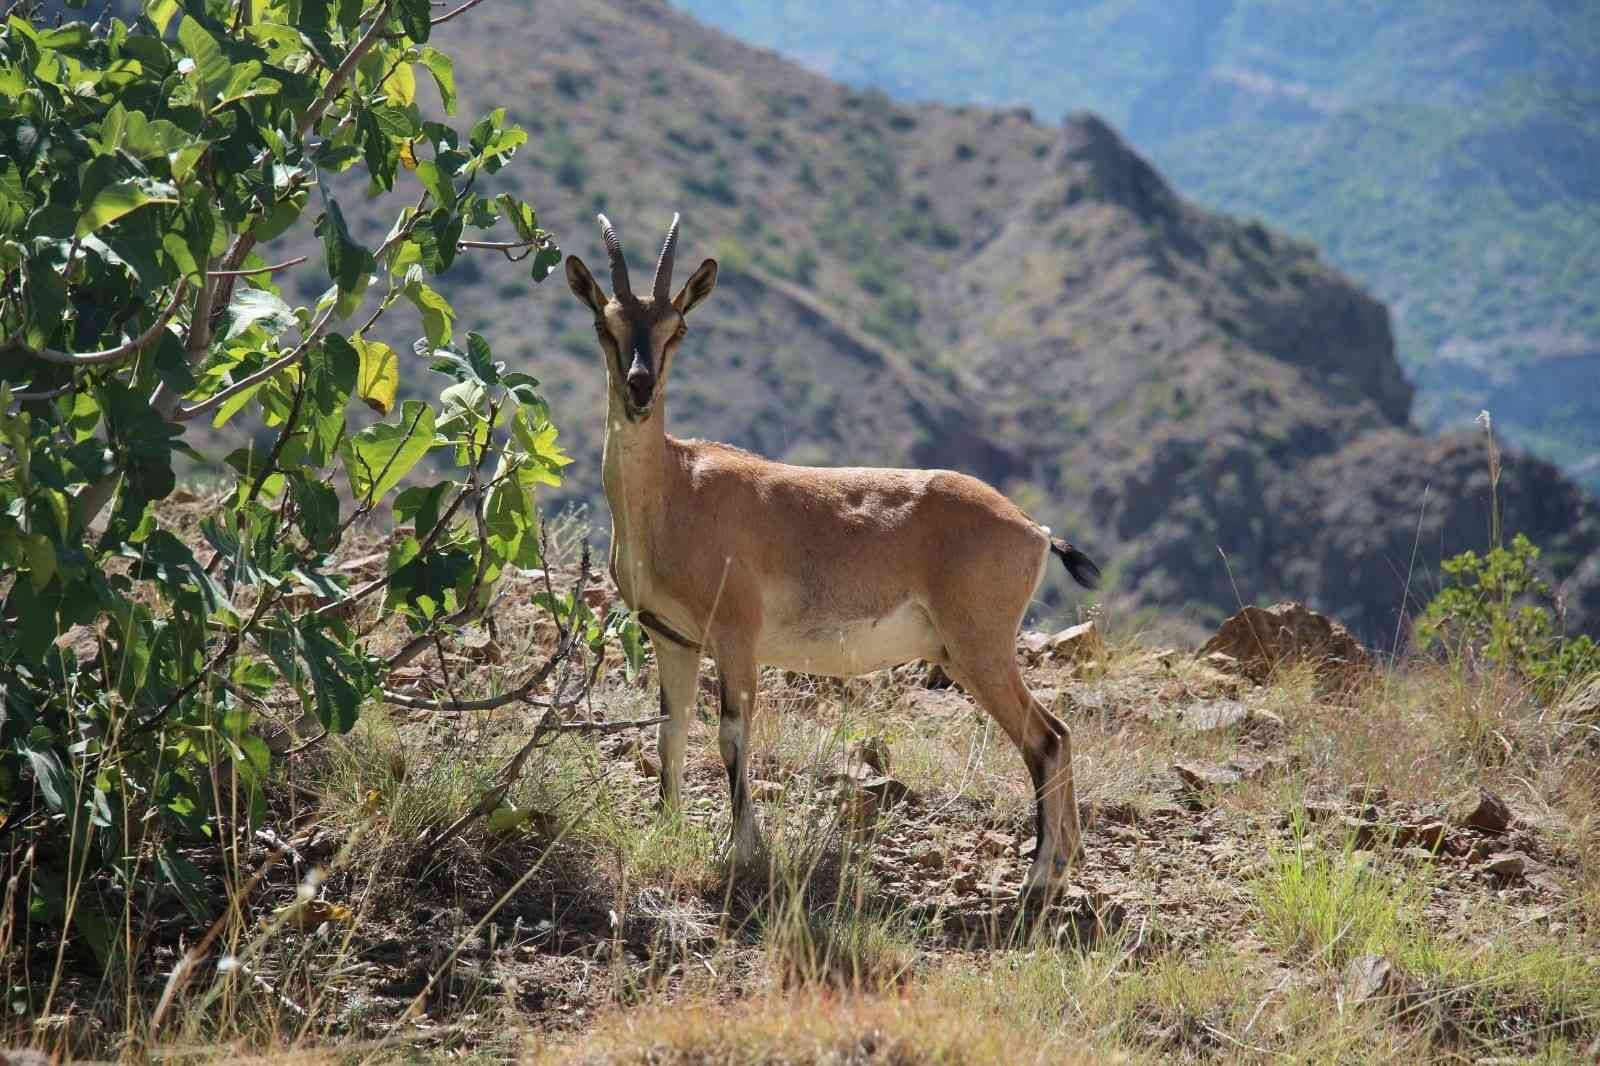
[635,751,661,778]
[1483,851,1527,879]
[1452,788,1512,834]
[1176,699,1250,732]
[977,830,1015,857]
[914,847,945,870]
[1394,821,1448,852]
[1344,955,1416,1009]
[459,626,503,663]
[1018,631,1051,663]
[1173,761,1242,790]
[1345,784,1389,806]
[830,772,915,826]
[857,775,914,807]
[1197,602,1371,688]
[1047,620,1105,664]
[847,735,891,775]
[749,779,784,803]
[1301,800,1342,823]
[1337,815,1381,849]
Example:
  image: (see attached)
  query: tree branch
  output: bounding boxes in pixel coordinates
[298,3,393,137]
[207,256,307,277]
[2,282,188,366]
[429,0,485,26]
[457,238,540,263]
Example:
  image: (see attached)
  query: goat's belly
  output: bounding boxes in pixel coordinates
[758,601,941,677]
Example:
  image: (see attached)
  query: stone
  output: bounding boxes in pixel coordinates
[1345,784,1389,806]
[1173,761,1243,790]
[1343,955,1416,1009]
[1018,631,1051,663]
[1197,602,1371,688]
[914,847,946,870]
[977,830,1015,857]
[847,735,891,775]
[1452,788,1512,834]
[749,779,784,803]
[1047,620,1105,664]
[635,750,661,778]
[1484,851,1527,879]
[1394,821,1448,852]
[1176,699,1250,732]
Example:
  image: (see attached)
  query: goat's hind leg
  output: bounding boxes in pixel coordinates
[948,655,1082,896]
[715,651,764,868]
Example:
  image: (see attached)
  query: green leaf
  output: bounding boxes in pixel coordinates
[393,481,453,539]
[145,0,179,34]
[417,47,455,114]
[404,276,454,345]
[37,22,91,49]
[395,0,430,43]
[317,195,374,294]
[292,476,341,549]
[414,208,462,274]
[415,160,454,210]
[24,746,72,813]
[76,177,178,238]
[530,243,561,283]
[177,16,231,95]
[298,621,368,733]
[341,400,435,503]
[22,532,55,591]
[353,337,399,416]
[157,842,212,923]
[496,193,536,240]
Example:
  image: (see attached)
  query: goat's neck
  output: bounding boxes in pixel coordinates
[601,393,669,597]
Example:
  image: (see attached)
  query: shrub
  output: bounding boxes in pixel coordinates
[1416,533,1600,693]
[0,0,637,961]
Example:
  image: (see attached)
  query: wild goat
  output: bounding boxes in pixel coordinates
[564,214,1101,894]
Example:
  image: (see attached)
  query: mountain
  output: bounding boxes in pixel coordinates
[283,0,1600,642]
[674,0,1600,493]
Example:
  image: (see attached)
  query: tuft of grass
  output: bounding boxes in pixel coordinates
[1253,815,1428,967]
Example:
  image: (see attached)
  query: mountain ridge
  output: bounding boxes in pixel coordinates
[288,0,1600,642]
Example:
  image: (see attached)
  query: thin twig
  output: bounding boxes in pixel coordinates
[429,0,484,25]
[3,282,188,366]
[207,255,308,277]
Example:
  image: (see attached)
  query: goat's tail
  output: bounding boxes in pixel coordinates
[1050,538,1102,590]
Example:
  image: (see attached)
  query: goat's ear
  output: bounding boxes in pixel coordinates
[565,255,607,315]
[672,258,718,317]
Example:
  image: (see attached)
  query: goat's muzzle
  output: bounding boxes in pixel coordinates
[626,363,654,413]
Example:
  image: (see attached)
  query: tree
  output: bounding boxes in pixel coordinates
[0,0,637,953]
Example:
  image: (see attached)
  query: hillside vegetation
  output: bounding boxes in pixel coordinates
[301,0,1600,640]
[677,0,1600,491]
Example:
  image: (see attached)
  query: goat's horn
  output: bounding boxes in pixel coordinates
[652,213,680,304]
[597,213,631,298]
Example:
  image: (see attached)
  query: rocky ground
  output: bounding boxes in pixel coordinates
[18,512,1600,1061]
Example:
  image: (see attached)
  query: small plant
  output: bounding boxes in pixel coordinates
[1415,533,1600,693]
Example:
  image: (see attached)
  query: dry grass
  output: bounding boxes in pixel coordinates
[10,535,1600,1064]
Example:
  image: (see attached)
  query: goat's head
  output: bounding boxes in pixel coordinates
[564,214,718,422]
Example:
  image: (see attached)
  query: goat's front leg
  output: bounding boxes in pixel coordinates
[653,639,700,812]
[715,651,764,868]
